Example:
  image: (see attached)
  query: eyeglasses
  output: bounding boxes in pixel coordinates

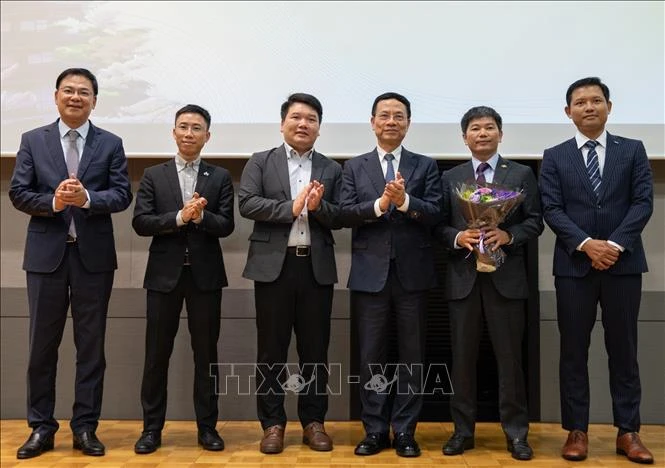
[59,87,94,98]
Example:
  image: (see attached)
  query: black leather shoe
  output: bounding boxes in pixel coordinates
[134,431,161,454]
[443,433,475,455]
[73,431,105,456]
[507,438,534,460]
[393,432,421,457]
[354,432,391,456]
[198,428,225,451]
[16,432,54,459]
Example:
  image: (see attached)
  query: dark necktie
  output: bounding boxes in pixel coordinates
[585,140,601,197]
[385,153,396,182]
[65,130,80,238]
[476,162,490,184]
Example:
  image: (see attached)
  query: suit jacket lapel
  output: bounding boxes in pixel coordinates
[599,132,620,200]
[565,138,597,199]
[398,149,417,187]
[46,121,69,178]
[163,159,184,209]
[271,145,292,199]
[493,155,510,185]
[360,149,386,196]
[195,160,212,197]
[311,151,325,182]
[77,122,99,179]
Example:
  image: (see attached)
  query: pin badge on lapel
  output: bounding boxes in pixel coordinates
[501,164,508,168]
[203,171,209,176]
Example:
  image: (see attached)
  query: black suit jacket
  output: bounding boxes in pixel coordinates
[132,159,235,292]
[340,148,442,293]
[238,145,342,285]
[436,157,543,300]
[9,120,132,273]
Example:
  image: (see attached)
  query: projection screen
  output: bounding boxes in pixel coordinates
[1,1,663,158]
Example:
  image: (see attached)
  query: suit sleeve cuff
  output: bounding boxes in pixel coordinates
[176,210,186,226]
[607,240,624,252]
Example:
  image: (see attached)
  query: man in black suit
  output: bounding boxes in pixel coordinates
[132,104,234,454]
[9,68,132,459]
[436,106,543,460]
[340,92,442,458]
[238,93,342,454]
[540,77,654,464]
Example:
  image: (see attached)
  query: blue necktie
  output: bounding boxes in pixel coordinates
[585,140,601,197]
[385,153,396,182]
[476,162,490,184]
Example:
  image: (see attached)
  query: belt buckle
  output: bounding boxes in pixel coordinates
[295,245,310,257]
[66,235,76,243]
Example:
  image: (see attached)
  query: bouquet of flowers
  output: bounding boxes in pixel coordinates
[455,182,524,272]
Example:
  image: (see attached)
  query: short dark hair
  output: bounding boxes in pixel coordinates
[280,93,323,123]
[566,77,610,106]
[371,92,411,119]
[55,68,98,96]
[175,104,211,130]
[461,106,503,134]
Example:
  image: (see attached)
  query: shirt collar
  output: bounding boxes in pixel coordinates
[284,142,313,160]
[175,154,201,170]
[376,145,403,162]
[58,119,90,140]
[575,130,607,149]
[471,153,500,172]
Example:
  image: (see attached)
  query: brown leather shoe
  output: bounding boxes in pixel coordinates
[302,421,332,451]
[616,432,654,464]
[260,425,284,454]
[562,430,588,461]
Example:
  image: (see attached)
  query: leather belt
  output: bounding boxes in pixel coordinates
[287,245,310,257]
[66,235,77,243]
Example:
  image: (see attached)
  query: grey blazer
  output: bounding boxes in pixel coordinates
[238,145,342,284]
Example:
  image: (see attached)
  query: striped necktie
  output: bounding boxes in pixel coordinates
[585,140,601,197]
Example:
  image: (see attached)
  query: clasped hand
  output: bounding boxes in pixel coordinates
[292,180,325,217]
[379,172,406,212]
[457,227,511,252]
[182,192,208,222]
[54,174,87,210]
[583,239,620,270]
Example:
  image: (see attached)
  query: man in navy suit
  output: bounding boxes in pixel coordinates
[9,68,132,459]
[539,77,654,464]
[340,92,442,458]
[436,106,543,460]
[132,104,234,454]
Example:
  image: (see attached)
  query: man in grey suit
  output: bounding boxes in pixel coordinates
[340,92,442,458]
[540,77,654,464]
[132,104,234,454]
[238,93,342,454]
[435,106,543,461]
[9,68,132,459]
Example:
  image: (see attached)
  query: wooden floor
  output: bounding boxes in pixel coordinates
[1,420,662,467]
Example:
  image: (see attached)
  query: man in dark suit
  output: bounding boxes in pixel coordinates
[539,77,654,464]
[340,92,442,458]
[9,68,132,459]
[238,93,342,454]
[132,104,234,454]
[435,106,543,461]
